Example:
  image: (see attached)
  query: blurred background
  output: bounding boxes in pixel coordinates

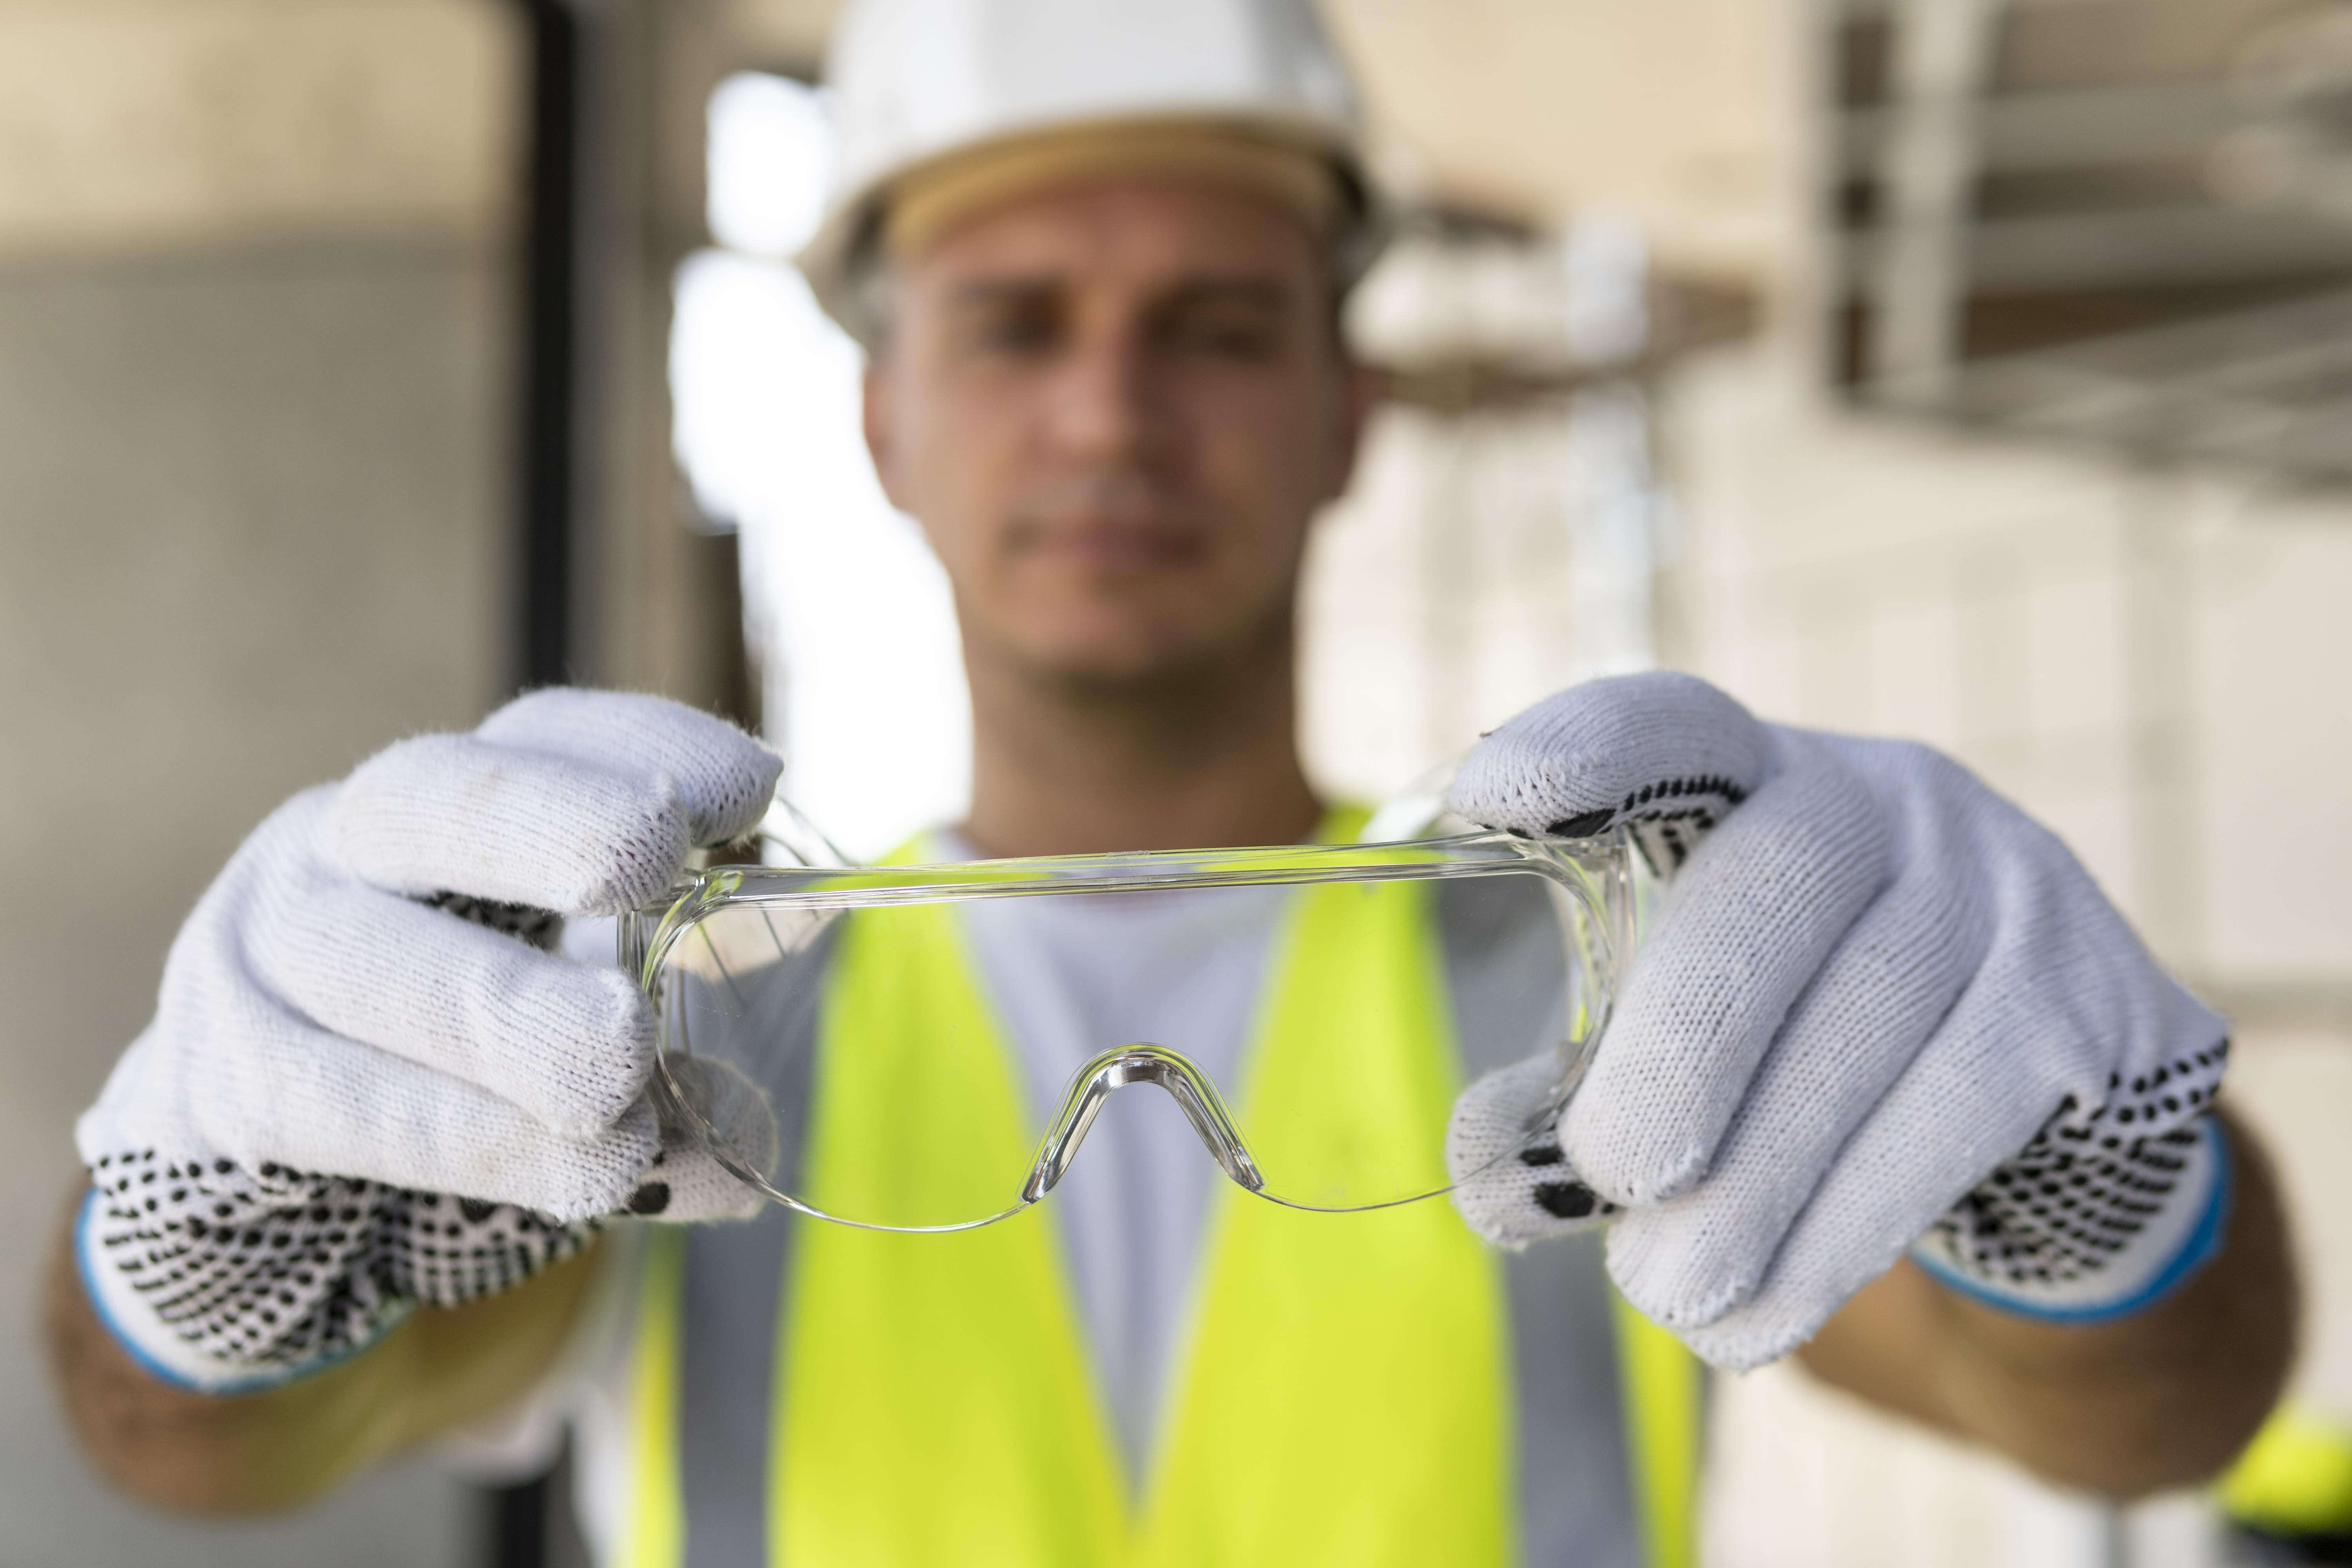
[6,0,2352,1563]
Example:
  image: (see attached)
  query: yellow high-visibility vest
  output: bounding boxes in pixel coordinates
[615,814,1700,1567]
[2221,1403,2352,1539]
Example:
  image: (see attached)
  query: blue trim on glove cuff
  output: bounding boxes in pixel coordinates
[1911,1116,2232,1326]
[74,1185,405,1396]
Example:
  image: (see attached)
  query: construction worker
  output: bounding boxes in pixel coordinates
[49,0,2293,1563]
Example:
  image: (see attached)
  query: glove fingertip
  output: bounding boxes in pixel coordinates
[476,689,782,849]
[333,734,694,914]
[1558,1087,1714,1209]
[472,1102,662,1225]
[1447,1055,1616,1248]
[1448,671,1770,839]
[1673,1311,1812,1372]
[1602,1214,1756,1332]
[527,969,657,1139]
[691,734,784,848]
[632,1148,768,1223]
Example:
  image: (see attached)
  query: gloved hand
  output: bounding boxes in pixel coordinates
[1445,672,2230,1369]
[74,690,784,1390]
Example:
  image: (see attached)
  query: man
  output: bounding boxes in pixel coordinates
[49,0,2292,1561]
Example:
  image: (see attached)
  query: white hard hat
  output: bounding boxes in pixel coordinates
[801,0,1382,342]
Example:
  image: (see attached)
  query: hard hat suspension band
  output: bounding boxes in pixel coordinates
[883,118,1348,266]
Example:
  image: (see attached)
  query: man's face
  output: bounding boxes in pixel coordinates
[864,178,1374,688]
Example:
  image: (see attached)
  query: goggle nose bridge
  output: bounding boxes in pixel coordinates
[1023,1045,1265,1202]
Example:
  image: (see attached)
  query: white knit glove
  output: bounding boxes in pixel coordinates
[1445,672,2232,1369]
[74,690,783,1390]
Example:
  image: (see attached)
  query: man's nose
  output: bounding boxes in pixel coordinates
[1044,324,1171,466]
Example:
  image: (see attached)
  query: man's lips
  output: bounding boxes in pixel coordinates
[1009,517,1209,570]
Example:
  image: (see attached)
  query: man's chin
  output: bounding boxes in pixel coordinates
[996,630,1250,693]
[1024,646,1213,690]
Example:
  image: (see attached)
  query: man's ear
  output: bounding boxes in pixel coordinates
[862,359,911,513]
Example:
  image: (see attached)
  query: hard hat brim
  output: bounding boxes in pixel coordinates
[797,109,1385,348]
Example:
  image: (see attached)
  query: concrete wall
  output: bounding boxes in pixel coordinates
[1664,339,2352,1566]
[0,2,519,1559]
[1301,293,2352,1568]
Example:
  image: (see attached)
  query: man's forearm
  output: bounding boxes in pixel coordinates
[1800,1109,2296,1497]
[44,1180,601,1514]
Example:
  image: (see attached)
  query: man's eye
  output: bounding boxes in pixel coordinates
[1171,313,1282,359]
[968,309,1062,356]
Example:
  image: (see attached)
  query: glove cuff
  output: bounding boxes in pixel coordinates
[1910,1113,2230,1324]
[74,1185,405,1394]
[78,1148,600,1394]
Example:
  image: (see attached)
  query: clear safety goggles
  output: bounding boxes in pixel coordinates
[621,796,1639,1232]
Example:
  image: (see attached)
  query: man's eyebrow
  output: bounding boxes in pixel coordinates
[938,276,1296,310]
[1156,278,1293,310]
[942,277,1060,309]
